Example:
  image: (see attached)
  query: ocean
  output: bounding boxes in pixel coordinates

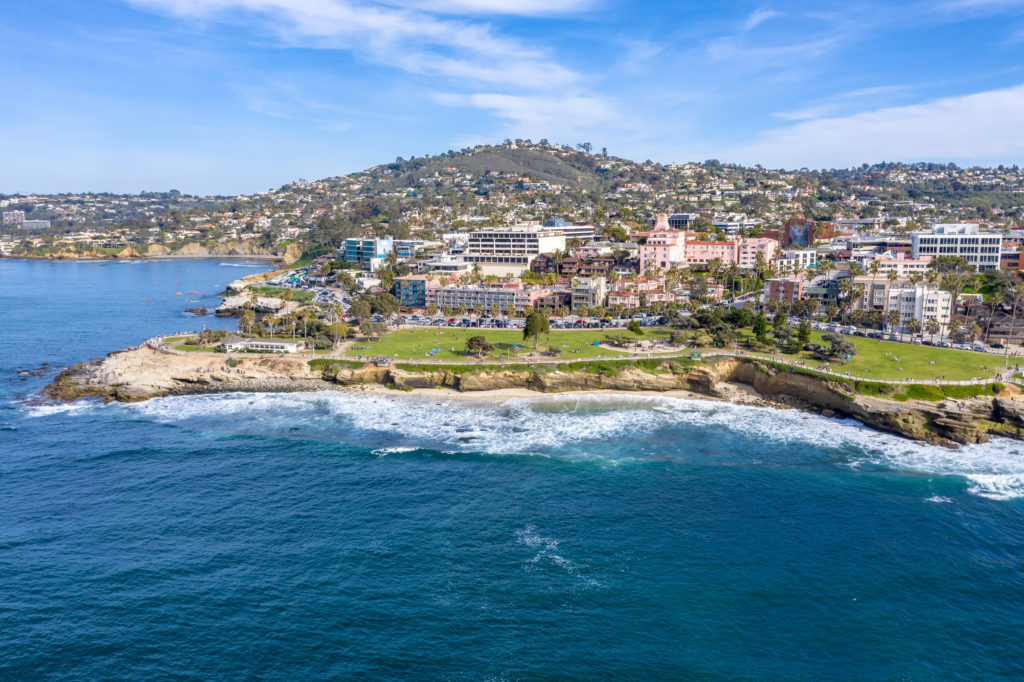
[2,257,1024,680]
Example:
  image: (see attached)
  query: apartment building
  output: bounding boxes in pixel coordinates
[571,277,607,312]
[425,282,553,312]
[763,277,804,305]
[392,276,441,308]
[911,224,1002,271]
[886,285,951,331]
[737,238,778,268]
[859,251,932,278]
[341,237,393,271]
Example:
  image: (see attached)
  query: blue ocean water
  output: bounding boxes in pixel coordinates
[2,258,1024,680]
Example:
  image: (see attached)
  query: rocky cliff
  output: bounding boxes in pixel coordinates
[41,347,1024,447]
[9,240,300,262]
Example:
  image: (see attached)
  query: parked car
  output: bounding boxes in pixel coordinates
[990,342,1005,349]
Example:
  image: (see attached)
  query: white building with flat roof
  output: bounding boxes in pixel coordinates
[465,225,566,276]
[912,224,1001,271]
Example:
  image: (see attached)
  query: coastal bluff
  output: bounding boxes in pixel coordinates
[42,344,1024,448]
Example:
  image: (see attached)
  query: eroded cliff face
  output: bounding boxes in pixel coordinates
[10,240,292,261]
[42,349,1024,447]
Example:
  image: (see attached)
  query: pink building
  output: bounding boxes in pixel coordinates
[685,240,738,266]
[639,214,687,272]
[738,238,777,268]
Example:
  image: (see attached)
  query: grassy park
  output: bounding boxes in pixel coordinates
[343,327,669,362]
[343,326,1006,382]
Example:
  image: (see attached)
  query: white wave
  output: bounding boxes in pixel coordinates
[22,401,97,418]
[218,262,270,267]
[371,446,417,457]
[925,495,953,503]
[127,391,1024,500]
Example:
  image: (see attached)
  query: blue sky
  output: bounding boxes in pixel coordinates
[4,0,1024,194]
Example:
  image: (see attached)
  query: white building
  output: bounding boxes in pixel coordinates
[571,277,607,312]
[464,225,566,276]
[911,224,1002,271]
[775,248,818,273]
[859,251,932,278]
[220,336,306,353]
[886,285,951,332]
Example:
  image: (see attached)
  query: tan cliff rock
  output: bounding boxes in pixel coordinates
[42,347,1024,447]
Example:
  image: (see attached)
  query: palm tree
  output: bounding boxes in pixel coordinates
[239,310,255,335]
[265,315,277,338]
[887,309,900,334]
[925,317,941,343]
[906,317,922,343]
[1003,281,1024,365]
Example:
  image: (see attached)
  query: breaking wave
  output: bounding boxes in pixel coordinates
[34,390,1024,500]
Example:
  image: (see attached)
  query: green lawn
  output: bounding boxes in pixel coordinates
[345,327,665,362]
[771,332,1001,382]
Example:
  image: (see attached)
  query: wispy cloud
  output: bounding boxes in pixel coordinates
[774,84,920,121]
[742,9,779,31]
[382,0,596,16]
[128,0,580,88]
[729,83,1024,168]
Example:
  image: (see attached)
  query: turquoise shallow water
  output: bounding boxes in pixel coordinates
[2,258,1024,680]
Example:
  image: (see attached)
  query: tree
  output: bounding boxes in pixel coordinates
[966,322,982,343]
[1003,282,1024,364]
[466,335,494,357]
[887,309,900,332]
[360,320,386,339]
[812,332,856,362]
[797,320,812,344]
[627,319,644,336]
[753,312,769,342]
[948,318,963,340]
[239,310,255,335]
[925,317,941,342]
[523,311,550,349]
[329,322,349,347]
[349,299,371,319]
[906,318,922,340]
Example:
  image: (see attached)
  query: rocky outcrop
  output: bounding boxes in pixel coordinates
[41,348,1024,447]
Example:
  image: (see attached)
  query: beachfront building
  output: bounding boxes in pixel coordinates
[571,277,607,312]
[425,281,554,312]
[886,284,952,332]
[220,335,306,353]
[911,223,1002,271]
[341,237,393,271]
[463,225,566,277]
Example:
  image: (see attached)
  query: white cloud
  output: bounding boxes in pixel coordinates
[128,0,579,88]
[741,9,779,31]
[729,83,1024,168]
[382,0,595,16]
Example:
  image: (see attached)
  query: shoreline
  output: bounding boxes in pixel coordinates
[40,344,1024,448]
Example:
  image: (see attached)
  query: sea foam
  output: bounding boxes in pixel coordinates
[116,391,1024,500]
